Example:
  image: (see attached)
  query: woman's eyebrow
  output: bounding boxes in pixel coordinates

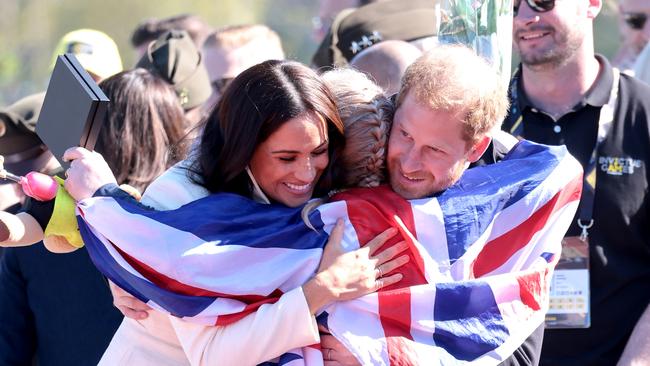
[271,140,329,154]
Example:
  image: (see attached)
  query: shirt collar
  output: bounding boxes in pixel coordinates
[514,54,614,111]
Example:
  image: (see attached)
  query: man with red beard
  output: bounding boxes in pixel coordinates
[503,0,650,365]
[321,45,546,366]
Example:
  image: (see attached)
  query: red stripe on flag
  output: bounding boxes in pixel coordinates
[334,185,428,288]
[214,298,279,326]
[516,267,551,312]
[112,243,283,304]
[471,174,582,278]
[335,185,428,362]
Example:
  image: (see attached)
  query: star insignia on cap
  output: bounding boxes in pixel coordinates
[350,31,383,55]
[350,41,362,55]
[359,35,373,48]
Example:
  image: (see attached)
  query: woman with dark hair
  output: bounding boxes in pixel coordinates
[64,60,407,365]
[97,68,187,193]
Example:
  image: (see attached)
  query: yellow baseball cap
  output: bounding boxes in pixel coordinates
[51,29,123,80]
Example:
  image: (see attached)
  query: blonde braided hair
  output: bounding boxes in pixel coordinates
[321,68,393,188]
[301,68,393,229]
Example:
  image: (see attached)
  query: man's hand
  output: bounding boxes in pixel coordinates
[108,281,151,320]
[321,334,361,366]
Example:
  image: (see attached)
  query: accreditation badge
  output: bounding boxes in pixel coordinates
[545,236,590,328]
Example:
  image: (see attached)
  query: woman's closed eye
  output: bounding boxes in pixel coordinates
[312,147,328,156]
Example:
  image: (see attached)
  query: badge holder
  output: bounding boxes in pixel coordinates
[546,160,598,329]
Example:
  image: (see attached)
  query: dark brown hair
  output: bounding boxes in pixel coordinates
[193,60,345,199]
[96,68,187,191]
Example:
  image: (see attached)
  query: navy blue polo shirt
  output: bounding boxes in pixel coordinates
[503,56,650,366]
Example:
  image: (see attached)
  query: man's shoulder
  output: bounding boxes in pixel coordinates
[615,74,650,131]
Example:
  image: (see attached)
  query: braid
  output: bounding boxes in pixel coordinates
[302,68,394,229]
[350,95,392,188]
[321,68,394,189]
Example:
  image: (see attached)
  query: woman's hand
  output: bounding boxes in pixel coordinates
[321,334,361,366]
[108,281,151,320]
[302,219,409,313]
[63,147,117,201]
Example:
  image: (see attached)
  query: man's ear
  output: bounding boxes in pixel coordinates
[467,135,492,163]
[587,0,602,19]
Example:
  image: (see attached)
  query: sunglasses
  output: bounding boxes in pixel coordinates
[623,13,648,30]
[513,0,555,16]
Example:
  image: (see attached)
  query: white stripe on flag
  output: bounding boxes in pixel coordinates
[327,293,390,365]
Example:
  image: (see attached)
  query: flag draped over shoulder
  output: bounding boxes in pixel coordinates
[76,141,582,365]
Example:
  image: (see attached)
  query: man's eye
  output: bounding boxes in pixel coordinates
[312,149,327,156]
[279,157,295,162]
[401,129,411,138]
[428,146,442,153]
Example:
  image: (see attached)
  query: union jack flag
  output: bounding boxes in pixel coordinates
[76,141,582,365]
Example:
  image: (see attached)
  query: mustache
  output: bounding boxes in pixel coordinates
[514,24,554,38]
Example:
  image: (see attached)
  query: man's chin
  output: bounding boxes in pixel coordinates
[390,180,433,200]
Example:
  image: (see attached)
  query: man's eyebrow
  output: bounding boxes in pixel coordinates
[271,140,329,154]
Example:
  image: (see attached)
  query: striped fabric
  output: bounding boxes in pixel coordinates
[77,140,582,365]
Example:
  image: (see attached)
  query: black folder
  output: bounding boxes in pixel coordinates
[35,53,109,170]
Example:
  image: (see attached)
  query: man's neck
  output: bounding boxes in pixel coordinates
[521,52,601,120]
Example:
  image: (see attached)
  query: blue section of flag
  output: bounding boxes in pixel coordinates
[79,218,216,317]
[439,143,565,262]
[433,281,509,361]
[109,192,329,251]
[258,352,303,366]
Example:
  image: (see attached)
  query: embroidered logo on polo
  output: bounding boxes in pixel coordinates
[599,156,642,175]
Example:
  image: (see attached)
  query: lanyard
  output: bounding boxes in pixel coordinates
[508,69,620,240]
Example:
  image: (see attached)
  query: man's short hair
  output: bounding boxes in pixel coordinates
[131,14,212,49]
[396,45,509,144]
[203,24,285,58]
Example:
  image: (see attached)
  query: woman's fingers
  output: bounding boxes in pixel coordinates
[109,281,151,320]
[375,273,403,290]
[376,254,410,278]
[318,219,346,272]
[328,219,345,248]
[364,227,398,255]
[372,240,409,266]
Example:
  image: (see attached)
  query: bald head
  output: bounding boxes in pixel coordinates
[350,40,422,95]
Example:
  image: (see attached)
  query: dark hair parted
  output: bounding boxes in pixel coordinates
[96,68,187,192]
[193,60,345,198]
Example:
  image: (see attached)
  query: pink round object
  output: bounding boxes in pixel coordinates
[20,172,58,201]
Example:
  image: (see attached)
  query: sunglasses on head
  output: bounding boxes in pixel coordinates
[513,0,555,16]
[623,13,648,30]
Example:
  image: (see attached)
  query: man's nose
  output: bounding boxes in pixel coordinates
[514,1,541,26]
[400,147,422,173]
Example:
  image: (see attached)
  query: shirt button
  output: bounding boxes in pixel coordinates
[553,125,562,133]
[531,108,538,113]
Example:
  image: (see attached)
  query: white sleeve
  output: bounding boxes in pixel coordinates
[170,287,320,366]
